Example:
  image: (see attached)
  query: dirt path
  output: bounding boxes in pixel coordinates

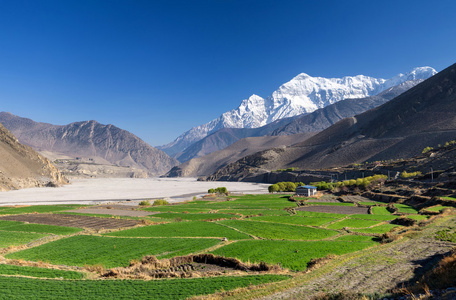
[262,217,456,299]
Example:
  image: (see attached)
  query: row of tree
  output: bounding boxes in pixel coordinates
[268,182,305,193]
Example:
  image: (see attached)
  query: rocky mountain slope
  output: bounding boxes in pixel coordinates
[206,63,454,182]
[0,113,178,176]
[0,123,67,191]
[173,79,426,163]
[164,132,315,178]
[160,67,437,157]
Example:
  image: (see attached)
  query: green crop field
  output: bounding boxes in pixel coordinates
[349,214,397,221]
[305,202,355,206]
[105,221,251,240]
[351,224,399,234]
[248,215,338,227]
[0,274,290,299]
[6,235,222,268]
[217,209,290,216]
[1,192,426,298]
[0,264,84,279]
[218,219,338,240]
[0,223,83,235]
[425,205,455,212]
[151,212,240,221]
[333,235,377,242]
[326,218,383,230]
[371,206,393,215]
[0,231,48,248]
[0,205,85,215]
[211,240,376,271]
[394,204,419,214]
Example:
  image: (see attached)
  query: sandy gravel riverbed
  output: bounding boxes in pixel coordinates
[0,177,269,206]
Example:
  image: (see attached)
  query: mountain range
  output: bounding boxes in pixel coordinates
[159,67,437,160]
[0,113,178,176]
[164,79,425,178]
[205,63,456,182]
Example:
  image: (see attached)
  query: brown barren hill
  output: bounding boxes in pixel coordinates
[207,62,456,181]
[0,123,67,191]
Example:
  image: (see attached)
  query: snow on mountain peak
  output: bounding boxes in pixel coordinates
[161,66,437,154]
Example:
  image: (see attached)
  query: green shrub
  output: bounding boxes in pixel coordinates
[153,199,169,206]
[400,171,422,178]
[422,146,434,154]
[138,200,151,206]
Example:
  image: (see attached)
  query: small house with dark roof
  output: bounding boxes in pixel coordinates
[295,185,317,197]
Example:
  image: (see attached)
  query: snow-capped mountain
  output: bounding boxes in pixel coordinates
[160,67,437,156]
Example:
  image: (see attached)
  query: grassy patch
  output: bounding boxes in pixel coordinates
[211,240,376,271]
[0,231,48,248]
[6,236,221,268]
[218,220,338,240]
[104,221,251,240]
[406,215,429,221]
[0,275,290,299]
[435,228,456,243]
[0,264,84,279]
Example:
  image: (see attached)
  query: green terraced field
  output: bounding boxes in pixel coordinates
[394,204,419,214]
[326,218,383,230]
[0,264,84,279]
[0,275,290,300]
[105,221,251,239]
[152,212,240,221]
[371,206,393,215]
[247,215,337,227]
[0,205,85,215]
[425,205,455,212]
[0,223,83,235]
[349,214,397,221]
[211,240,376,271]
[0,231,48,248]
[333,235,377,242]
[305,202,355,206]
[5,235,222,268]
[218,219,338,240]
[351,224,399,234]
[217,209,290,216]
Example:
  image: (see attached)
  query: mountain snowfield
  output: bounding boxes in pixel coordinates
[160,67,437,156]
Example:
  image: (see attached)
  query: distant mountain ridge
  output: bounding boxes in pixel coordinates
[160,67,437,157]
[0,113,178,176]
[205,63,455,182]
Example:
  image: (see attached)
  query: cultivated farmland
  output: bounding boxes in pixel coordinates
[0,192,453,299]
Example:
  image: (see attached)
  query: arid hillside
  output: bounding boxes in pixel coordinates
[0,113,178,176]
[0,123,67,191]
[207,63,455,182]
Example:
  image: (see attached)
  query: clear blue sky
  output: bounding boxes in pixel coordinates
[0,0,455,146]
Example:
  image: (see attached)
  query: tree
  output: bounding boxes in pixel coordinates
[268,184,279,193]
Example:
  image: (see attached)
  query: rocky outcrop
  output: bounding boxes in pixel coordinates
[0,123,68,191]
